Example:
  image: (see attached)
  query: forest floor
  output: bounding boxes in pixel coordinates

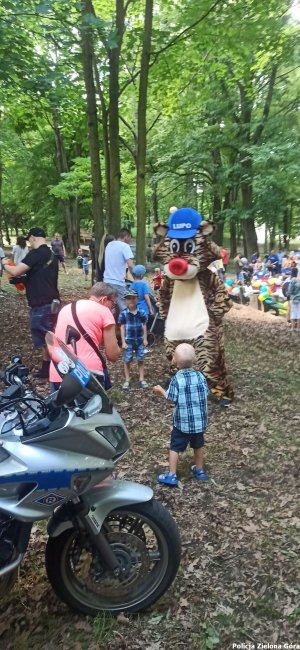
[0,264,299,650]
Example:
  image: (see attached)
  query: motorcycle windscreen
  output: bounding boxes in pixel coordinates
[45,331,111,411]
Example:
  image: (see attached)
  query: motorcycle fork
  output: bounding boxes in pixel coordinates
[74,504,121,577]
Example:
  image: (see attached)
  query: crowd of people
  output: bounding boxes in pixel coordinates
[0,226,299,486]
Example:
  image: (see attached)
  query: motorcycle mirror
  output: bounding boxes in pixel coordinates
[56,373,83,407]
[65,326,81,347]
[11,355,21,364]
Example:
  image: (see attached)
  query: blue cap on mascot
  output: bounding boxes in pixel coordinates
[167,208,202,239]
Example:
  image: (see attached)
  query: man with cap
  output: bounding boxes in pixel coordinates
[2,227,60,378]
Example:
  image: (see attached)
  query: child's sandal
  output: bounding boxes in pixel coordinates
[191,465,207,481]
[122,381,130,391]
[139,380,148,389]
[157,472,178,486]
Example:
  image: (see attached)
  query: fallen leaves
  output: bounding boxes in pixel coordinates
[0,281,299,649]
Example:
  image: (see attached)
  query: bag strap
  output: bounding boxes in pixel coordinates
[71,302,107,370]
[42,252,55,269]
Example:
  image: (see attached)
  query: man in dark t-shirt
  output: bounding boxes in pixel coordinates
[2,227,60,378]
[51,232,67,273]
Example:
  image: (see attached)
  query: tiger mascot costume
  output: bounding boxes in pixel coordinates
[153,207,233,403]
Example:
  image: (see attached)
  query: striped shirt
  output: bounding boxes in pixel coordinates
[166,368,208,434]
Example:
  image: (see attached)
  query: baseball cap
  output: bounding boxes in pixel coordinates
[167,208,202,239]
[132,264,146,277]
[26,227,46,239]
[124,288,138,298]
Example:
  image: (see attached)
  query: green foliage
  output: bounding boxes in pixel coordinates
[0,0,299,250]
[49,157,92,202]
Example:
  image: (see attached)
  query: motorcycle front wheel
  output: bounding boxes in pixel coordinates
[45,499,181,616]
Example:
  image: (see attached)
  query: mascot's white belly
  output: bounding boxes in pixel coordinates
[165,278,209,341]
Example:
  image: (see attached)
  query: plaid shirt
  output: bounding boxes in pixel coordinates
[166,369,208,434]
[118,308,147,343]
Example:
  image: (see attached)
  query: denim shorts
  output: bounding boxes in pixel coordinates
[30,304,58,348]
[123,341,145,363]
[170,426,205,453]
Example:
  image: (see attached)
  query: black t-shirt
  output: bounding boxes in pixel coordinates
[22,245,60,307]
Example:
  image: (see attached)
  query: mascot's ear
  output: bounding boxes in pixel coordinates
[201,221,215,236]
[154,222,168,238]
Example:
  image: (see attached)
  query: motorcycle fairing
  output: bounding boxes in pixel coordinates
[48,480,153,537]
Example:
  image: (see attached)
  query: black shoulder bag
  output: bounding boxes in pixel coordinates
[71,302,112,390]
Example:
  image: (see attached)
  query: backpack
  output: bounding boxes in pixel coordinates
[282,279,291,299]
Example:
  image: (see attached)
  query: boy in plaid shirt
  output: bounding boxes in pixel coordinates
[118,288,148,390]
[154,343,208,486]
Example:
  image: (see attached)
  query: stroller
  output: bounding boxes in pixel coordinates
[147,294,165,347]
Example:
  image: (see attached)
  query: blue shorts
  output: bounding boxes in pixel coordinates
[170,426,205,453]
[123,341,144,363]
[55,254,65,263]
[30,304,58,348]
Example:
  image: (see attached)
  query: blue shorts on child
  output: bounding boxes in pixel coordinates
[170,426,204,453]
[123,340,145,363]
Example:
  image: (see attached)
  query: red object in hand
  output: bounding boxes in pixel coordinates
[7,260,25,292]
[168,258,188,276]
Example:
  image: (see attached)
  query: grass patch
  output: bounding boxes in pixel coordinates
[92,612,115,645]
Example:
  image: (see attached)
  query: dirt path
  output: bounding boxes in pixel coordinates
[0,273,299,650]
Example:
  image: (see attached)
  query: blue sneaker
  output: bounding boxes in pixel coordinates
[191,466,207,481]
[157,472,178,486]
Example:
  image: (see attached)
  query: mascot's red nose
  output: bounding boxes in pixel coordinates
[169,258,188,276]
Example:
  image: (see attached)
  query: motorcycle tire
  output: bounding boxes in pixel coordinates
[45,498,181,616]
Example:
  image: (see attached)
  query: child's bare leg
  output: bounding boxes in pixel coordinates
[193,447,204,471]
[169,450,179,475]
[124,362,131,382]
[138,361,144,381]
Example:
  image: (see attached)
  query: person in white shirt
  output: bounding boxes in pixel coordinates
[104,228,134,310]
[12,236,29,265]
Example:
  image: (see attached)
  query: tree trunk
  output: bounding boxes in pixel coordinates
[230,220,237,258]
[81,0,105,268]
[136,0,153,264]
[269,222,276,249]
[240,150,257,256]
[184,173,197,207]
[283,205,292,250]
[93,57,111,229]
[108,0,125,236]
[52,109,80,256]
[152,180,158,222]
[212,193,223,245]
[0,155,3,242]
[3,213,10,245]
[211,142,223,244]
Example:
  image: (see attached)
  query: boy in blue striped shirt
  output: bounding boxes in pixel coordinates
[154,343,208,486]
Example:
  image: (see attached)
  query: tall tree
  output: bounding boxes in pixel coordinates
[81,0,105,247]
[136,0,153,262]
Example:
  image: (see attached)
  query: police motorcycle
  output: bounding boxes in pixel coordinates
[0,333,181,615]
